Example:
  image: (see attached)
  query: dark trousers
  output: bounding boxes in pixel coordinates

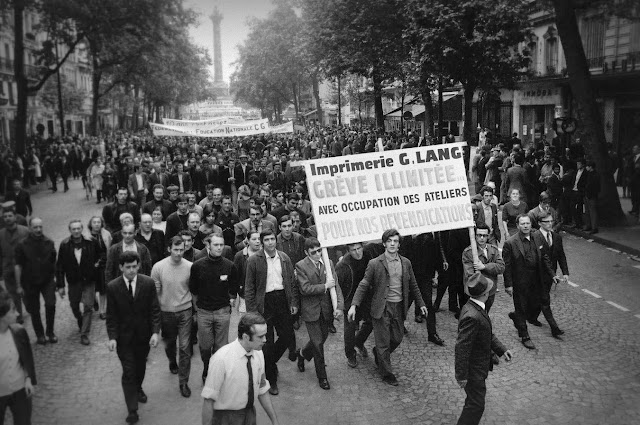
[23,282,56,337]
[485,294,495,314]
[61,174,69,191]
[584,196,598,230]
[570,190,584,226]
[161,308,193,385]
[48,172,57,191]
[301,316,329,380]
[457,379,486,425]
[372,301,403,378]
[528,281,560,331]
[510,271,540,338]
[434,268,467,313]
[411,273,437,336]
[263,290,294,385]
[68,283,95,337]
[343,311,373,359]
[117,341,150,414]
[211,407,256,425]
[0,388,32,425]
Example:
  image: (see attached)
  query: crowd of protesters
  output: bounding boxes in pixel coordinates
[0,123,638,425]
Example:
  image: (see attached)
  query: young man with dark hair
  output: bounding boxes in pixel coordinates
[295,237,343,390]
[151,236,193,398]
[473,186,500,245]
[244,229,298,396]
[201,312,280,425]
[165,194,190,242]
[347,229,427,386]
[106,251,161,424]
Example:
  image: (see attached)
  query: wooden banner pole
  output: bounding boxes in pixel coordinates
[321,247,338,311]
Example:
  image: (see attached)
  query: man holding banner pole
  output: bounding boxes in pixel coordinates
[347,229,426,386]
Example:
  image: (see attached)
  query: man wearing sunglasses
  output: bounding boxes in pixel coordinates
[528,212,568,339]
[462,224,505,363]
[294,238,344,390]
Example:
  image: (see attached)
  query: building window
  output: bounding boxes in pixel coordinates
[631,21,640,52]
[544,26,558,75]
[582,16,604,68]
[527,37,538,74]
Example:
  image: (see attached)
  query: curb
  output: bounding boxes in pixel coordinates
[562,225,640,259]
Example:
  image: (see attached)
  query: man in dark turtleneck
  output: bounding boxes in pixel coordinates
[336,242,373,369]
[188,233,238,383]
[15,217,58,345]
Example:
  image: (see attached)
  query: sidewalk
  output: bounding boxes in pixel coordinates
[562,189,640,258]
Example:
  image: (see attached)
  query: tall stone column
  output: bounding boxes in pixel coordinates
[210,7,223,84]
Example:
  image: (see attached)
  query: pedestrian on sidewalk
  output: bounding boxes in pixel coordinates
[455,273,512,425]
[201,312,280,425]
[14,217,58,345]
[56,219,103,346]
[151,236,193,398]
[583,161,600,234]
[0,291,37,425]
[4,179,32,218]
[106,251,161,425]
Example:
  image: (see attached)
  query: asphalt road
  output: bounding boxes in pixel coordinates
[4,177,640,425]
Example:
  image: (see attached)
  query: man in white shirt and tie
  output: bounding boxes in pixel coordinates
[201,312,280,425]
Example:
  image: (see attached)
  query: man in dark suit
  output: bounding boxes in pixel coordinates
[244,229,299,396]
[529,212,568,338]
[102,187,140,233]
[234,153,253,188]
[472,186,500,245]
[348,229,427,386]
[503,154,528,205]
[295,238,344,390]
[5,179,33,217]
[106,251,161,424]
[146,163,170,201]
[630,145,640,216]
[503,214,554,350]
[583,161,601,233]
[455,272,512,425]
[169,162,192,193]
[142,184,174,221]
[127,166,149,209]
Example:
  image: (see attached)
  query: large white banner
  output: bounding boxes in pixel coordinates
[303,142,474,247]
[150,119,293,138]
[162,116,245,127]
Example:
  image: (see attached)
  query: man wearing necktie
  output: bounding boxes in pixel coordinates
[528,212,568,339]
[106,251,161,424]
[202,312,280,425]
[295,238,344,390]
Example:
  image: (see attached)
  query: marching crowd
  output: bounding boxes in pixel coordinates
[0,126,639,425]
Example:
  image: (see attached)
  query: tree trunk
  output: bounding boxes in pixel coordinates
[90,64,102,136]
[53,43,65,137]
[372,73,384,130]
[13,1,27,153]
[133,85,140,130]
[552,0,625,225]
[399,84,405,135]
[154,104,160,123]
[292,82,299,121]
[462,82,476,145]
[313,73,323,126]
[422,88,434,141]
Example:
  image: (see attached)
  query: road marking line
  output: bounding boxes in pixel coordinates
[587,239,594,243]
[582,289,601,298]
[606,301,630,312]
[634,265,640,270]
[567,281,579,287]
[635,315,640,320]
[606,248,621,253]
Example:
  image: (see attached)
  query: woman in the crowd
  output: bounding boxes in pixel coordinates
[199,204,221,236]
[84,215,111,320]
[501,188,528,237]
[0,291,36,425]
[151,206,166,233]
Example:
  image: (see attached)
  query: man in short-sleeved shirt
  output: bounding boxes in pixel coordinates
[201,312,280,425]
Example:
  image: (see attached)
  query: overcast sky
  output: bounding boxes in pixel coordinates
[185,0,274,84]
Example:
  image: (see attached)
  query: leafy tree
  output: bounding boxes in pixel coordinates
[1,0,86,153]
[545,0,639,224]
[38,73,86,130]
[405,0,531,144]
[299,0,407,129]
